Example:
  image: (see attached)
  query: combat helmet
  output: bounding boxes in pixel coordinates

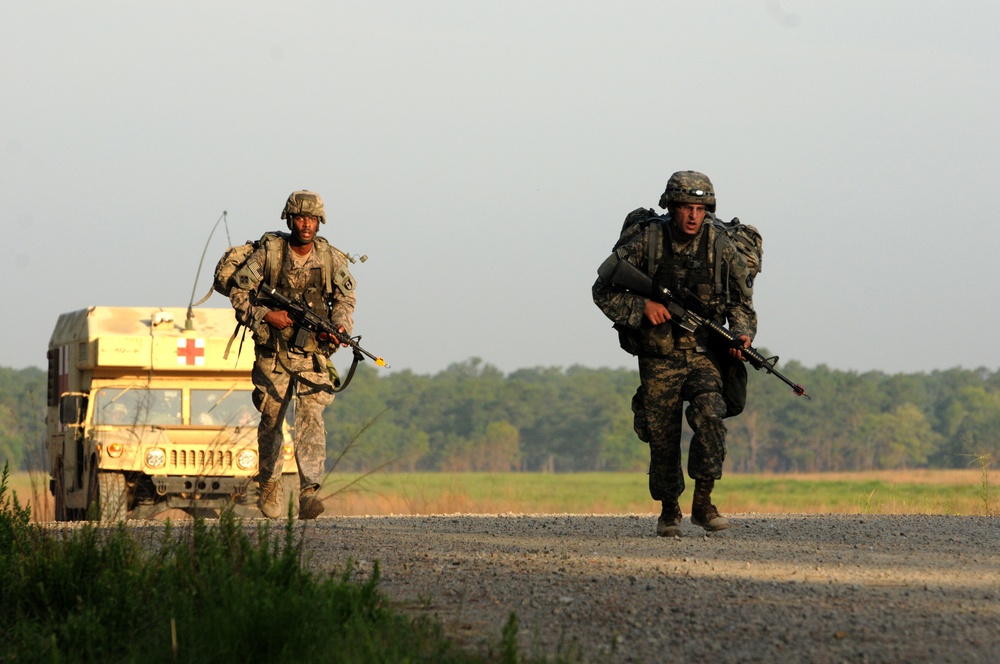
[281,190,326,225]
[659,171,715,212]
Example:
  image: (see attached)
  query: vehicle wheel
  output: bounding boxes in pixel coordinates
[184,507,220,520]
[99,471,130,522]
[87,465,129,523]
[53,459,68,522]
[281,474,300,518]
[85,461,99,520]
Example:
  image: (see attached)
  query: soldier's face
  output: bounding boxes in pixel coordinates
[290,214,319,244]
[673,204,707,238]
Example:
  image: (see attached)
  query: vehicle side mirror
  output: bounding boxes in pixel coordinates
[59,394,86,426]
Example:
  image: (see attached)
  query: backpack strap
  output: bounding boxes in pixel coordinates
[261,232,287,289]
[222,322,250,361]
[713,222,730,300]
[645,223,661,276]
[306,237,356,298]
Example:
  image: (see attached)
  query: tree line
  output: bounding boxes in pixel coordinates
[2,358,999,473]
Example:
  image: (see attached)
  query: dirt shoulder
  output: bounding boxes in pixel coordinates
[299,513,999,663]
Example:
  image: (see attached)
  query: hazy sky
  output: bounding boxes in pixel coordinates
[3,2,998,378]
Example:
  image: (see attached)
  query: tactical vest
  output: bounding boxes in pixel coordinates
[653,224,716,313]
[259,232,357,298]
[271,244,326,352]
[255,232,355,353]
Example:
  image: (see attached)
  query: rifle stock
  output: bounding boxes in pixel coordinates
[602,256,809,398]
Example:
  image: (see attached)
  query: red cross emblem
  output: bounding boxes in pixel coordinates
[177,338,205,366]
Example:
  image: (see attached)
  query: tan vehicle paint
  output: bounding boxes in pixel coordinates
[46,306,297,521]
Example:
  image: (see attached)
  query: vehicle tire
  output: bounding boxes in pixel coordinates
[53,459,68,522]
[185,507,220,519]
[85,461,98,520]
[87,465,129,523]
[281,474,300,518]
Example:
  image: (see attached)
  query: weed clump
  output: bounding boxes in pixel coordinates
[0,463,488,663]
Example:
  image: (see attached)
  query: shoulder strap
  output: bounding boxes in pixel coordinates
[313,237,336,295]
[645,223,661,275]
[261,232,288,289]
[320,239,358,296]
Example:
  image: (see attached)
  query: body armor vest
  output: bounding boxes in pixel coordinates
[654,225,719,313]
[269,242,330,353]
[654,225,724,349]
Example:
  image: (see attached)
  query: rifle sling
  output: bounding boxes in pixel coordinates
[332,349,364,393]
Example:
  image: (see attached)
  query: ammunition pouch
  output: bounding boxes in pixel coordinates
[631,385,651,443]
[616,322,675,357]
[706,344,748,418]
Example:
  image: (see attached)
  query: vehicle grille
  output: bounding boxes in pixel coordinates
[168,449,234,472]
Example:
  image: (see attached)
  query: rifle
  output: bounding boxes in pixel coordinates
[260,285,390,369]
[598,255,809,399]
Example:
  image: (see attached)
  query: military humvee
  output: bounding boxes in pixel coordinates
[45,306,298,521]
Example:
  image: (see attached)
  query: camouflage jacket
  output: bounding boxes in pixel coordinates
[593,212,756,355]
[229,234,355,354]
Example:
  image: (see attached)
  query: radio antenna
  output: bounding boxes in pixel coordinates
[186,211,229,330]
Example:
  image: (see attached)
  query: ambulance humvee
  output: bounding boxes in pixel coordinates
[45,306,299,521]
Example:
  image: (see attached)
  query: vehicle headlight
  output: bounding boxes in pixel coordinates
[283,443,294,461]
[237,449,257,470]
[145,448,166,468]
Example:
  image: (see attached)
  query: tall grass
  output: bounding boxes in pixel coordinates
[0,464,540,663]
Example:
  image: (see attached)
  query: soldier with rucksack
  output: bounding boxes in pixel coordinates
[227,190,357,519]
[593,171,758,537]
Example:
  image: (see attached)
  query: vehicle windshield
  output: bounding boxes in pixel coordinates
[190,389,260,428]
[92,387,182,426]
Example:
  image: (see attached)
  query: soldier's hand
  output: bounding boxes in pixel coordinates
[264,310,294,330]
[643,300,672,326]
[318,325,351,348]
[729,335,751,361]
[336,325,350,348]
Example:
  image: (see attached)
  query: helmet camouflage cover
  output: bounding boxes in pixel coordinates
[281,190,326,224]
[659,171,716,212]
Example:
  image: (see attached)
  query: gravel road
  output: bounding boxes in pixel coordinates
[297,513,999,663]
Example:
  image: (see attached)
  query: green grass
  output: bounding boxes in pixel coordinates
[319,471,994,516]
[11,468,995,521]
[0,464,547,664]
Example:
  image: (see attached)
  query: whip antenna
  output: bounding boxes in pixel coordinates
[186,211,229,330]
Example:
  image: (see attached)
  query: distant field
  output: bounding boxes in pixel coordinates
[317,470,995,517]
[9,469,995,521]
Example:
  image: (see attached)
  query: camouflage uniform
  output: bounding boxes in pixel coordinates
[593,209,756,506]
[230,238,355,492]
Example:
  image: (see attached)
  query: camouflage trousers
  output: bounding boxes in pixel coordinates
[252,348,335,490]
[637,350,728,503]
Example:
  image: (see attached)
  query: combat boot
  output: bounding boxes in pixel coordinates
[656,500,682,538]
[299,486,325,520]
[258,478,283,519]
[690,479,729,532]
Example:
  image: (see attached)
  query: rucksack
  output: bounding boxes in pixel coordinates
[212,240,258,297]
[614,207,763,301]
[202,232,356,303]
[190,240,259,308]
[711,218,763,301]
